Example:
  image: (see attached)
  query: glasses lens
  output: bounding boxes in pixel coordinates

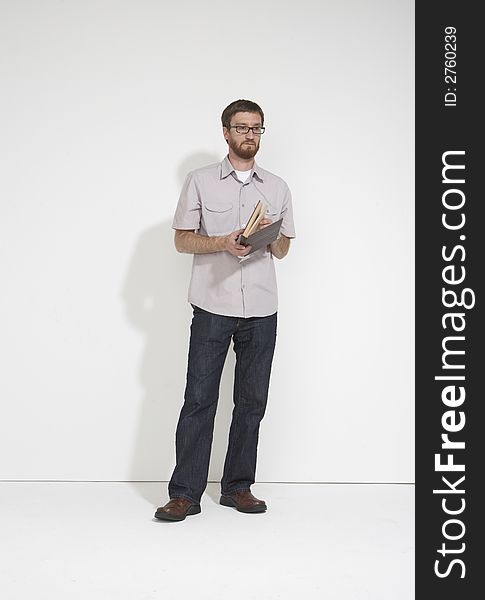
[233,126,265,134]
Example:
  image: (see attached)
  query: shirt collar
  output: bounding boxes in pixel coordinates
[220,155,264,182]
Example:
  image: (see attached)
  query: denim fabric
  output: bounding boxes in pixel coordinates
[168,304,277,504]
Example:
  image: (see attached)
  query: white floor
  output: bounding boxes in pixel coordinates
[1,482,414,599]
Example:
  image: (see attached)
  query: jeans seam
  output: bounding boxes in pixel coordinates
[222,486,251,495]
[170,493,199,505]
[222,336,243,490]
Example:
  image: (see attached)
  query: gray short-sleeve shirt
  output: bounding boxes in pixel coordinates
[172,155,296,318]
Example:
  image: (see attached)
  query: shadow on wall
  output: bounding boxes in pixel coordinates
[120,151,236,506]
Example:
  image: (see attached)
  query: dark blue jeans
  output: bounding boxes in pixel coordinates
[168,304,277,504]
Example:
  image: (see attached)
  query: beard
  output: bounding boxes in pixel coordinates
[228,138,260,160]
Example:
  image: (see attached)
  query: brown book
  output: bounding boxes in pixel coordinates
[238,201,267,243]
[237,218,283,255]
[237,199,283,254]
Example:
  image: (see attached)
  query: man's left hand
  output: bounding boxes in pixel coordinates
[258,218,272,230]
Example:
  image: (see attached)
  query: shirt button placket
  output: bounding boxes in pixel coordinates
[239,183,246,317]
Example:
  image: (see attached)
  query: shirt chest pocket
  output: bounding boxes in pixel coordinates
[265,205,280,223]
[202,202,235,236]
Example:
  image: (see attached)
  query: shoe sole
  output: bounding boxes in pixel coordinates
[154,504,201,521]
[219,495,267,513]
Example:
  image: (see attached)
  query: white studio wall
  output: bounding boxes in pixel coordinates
[0,0,414,482]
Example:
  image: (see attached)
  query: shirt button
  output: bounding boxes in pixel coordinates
[242,203,245,207]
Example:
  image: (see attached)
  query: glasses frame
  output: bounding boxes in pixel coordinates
[228,125,266,135]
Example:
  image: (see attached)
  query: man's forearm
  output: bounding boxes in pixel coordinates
[175,231,227,254]
[175,229,291,258]
[270,235,291,259]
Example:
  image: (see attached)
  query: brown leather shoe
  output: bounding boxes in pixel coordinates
[220,490,267,513]
[154,497,201,521]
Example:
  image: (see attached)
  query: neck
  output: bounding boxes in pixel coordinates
[228,151,254,172]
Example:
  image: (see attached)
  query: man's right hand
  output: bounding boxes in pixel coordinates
[223,229,252,257]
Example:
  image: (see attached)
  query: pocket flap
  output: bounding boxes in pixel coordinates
[205,202,232,212]
[264,203,279,216]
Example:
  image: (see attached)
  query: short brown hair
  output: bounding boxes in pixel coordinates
[221,99,264,130]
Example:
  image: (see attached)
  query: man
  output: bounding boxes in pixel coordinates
[154,99,296,521]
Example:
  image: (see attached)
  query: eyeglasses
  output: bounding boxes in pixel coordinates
[228,125,266,135]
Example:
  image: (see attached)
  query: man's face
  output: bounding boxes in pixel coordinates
[223,111,262,160]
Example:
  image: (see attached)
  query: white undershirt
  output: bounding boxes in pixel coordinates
[234,169,252,183]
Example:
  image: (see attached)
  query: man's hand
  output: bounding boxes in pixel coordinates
[258,218,272,230]
[224,229,252,257]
